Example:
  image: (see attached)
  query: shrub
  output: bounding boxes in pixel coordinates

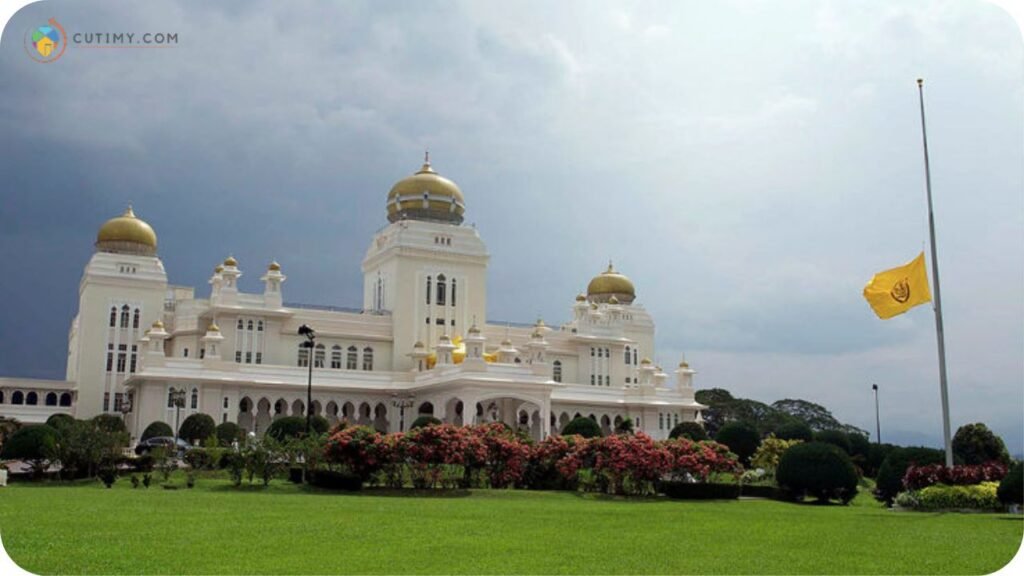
[847,433,871,460]
[183,448,213,471]
[750,435,803,473]
[521,435,577,490]
[178,413,216,445]
[669,422,708,441]
[141,421,173,442]
[774,421,813,442]
[98,467,117,488]
[659,480,740,500]
[309,469,363,491]
[0,424,59,476]
[324,426,391,482]
[265,415,328,442]
[410,416,442,430]
[561,417,603,438]
[776,442,859,504]
[875,446,944,504]
[468,423,530,489]
[45,414,75,432]
[997,462,1023,505]
[814,430,852,455]
[215,422,244,446]
[90,414,125,434]
[715,422,760,466]
[902,461,1008,491]
[615,417,635,435]
[591,432,670,495]
[864,442,898,478]
[399,424,485,489]
[952,423,1011,466]
[662,438,741,482]
[912,482,1002,511]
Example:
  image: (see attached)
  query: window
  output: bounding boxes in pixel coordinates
[362,347,374,371]
[130,345,138,372]
[236,351,242,363]
[59,393,72,407]
[109,307,117,327]
[598,348,603,358]
[190,388,198,410]
[426,276,432,304]
[133,308,140,329]
[257,321,264,332]
[553,360,562,383]
[255,352,262,364]
[451,278,457,306]
[347,346,358,370]
[245,351,252,363]
[659,413,664,430]
[120,305,130,328]
[117,344,127,372]
[633,349,638,365]
[247,320,254,331]
[331,345,342,369]
[314,344,325,368]
[237,319,244,329]
[223,397,229,409]
[435,318,445,325]
[12,391,24,405]
[167,389,175,408]
[183,347,189,358]
[106,343,114,372]
[45,392,57,406]
[590,375,595,386]
[590,347,595,357]
[436,274,446,306]
[674,413,680,428]
[450,319,455,326]
[625,346,631,364]
[103,393,109,412]
[0,391,4,403]
[26,391,38,405]
[297,344,309,367]
[113,393,124,412]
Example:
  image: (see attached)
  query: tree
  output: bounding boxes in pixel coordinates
[216,422,244,446]
[45,413,75,432]
[777,442,859,504]
[91,414,127,434]
[0,417,22,453]
[669,422,708,441]
[141,421,173,442]
[997,462,1022,506]
[695,388,735,437]
[771,398,844,432]
[775,421,813,442]
[815,430,852,455]
[614,417,635,435]
[952,423,1010,466]
[0,424,58,477]
[875,446,945,504]
[561,417,603,438]
[715,422,760,466]
[54,419,130,479]
[178,413,217,445]
[265,415,328,442]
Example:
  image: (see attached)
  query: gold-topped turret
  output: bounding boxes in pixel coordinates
[586,261,636,304]
[386,153,466,225]
[95,206,158,256]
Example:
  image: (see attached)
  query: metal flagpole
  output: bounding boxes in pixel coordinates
[916,78,953,468]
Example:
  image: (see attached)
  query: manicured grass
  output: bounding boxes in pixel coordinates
[0,475,1021,574]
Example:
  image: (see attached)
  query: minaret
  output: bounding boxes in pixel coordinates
[144,320,168,358]
[497,338,518,364]
[435,334,457,366]
[261,261,286,308]
[463,322,487,369]
[638,357,656,391]
[209,264,224,304]
[675,358,696,402]
[201,322,224,362]
[408,341,430,372]
[219,256,241,306]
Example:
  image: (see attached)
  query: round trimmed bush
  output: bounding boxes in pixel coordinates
[45,413,75,432]
[714,422,760,465]
[561,417,603,438]
[265,415,328,441]
[669,422,708,441]
[141,421,173,442]
[92,414,127,434]
[847,433,871,460]
[216,422,244,446]
[0,424,58,461]
[875,446,945,504]
[776,441,859,504]
[410,416,442,430]
[997,462,1022,506]
[775,421,813,442]
[178,413,216,445]
[864,442,897,478]
[815,429,852,455]
[952,423,1010,466]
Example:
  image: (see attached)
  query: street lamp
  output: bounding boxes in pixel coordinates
[872,384,881,444]
[170,387,186,454]
[298,324,316,435]
[391,393,415,432]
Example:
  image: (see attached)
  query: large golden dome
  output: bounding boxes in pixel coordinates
[386,154,465,224]
[96,206,157,256]
[586,262,635,304]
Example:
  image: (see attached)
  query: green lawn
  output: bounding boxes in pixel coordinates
[0,476,1021,574]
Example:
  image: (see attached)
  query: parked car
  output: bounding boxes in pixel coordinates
[134,437,193,456]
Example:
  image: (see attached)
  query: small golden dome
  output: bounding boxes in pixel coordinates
[414,340,425,348]
[586,262,636,304]
[501,338,513,346]
[96,206,157,255]
[608,295,620,305]
[152,319,164,329]
[640,357,652,365]
[575,293,586,302]
[531,329,543,339]
[678,360,690,368]
[386,155,466,224]
[214,265,224,274]
[207,322,220,332]
[223,256,238,267]
[268,261,281,271]
[439,334,451,342]
[468,324,481,334]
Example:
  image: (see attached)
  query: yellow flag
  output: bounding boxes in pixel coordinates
[863,252,932,319]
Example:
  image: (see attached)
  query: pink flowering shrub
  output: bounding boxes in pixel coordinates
[902,461,1008,491]
[469,423,531,489]
[662,438,742,483]
[522,434,580,490]
[323,425,391,482]
[398,424,485,489]
[593,432,671,495]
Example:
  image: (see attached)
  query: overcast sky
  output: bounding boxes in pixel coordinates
[1,1,1021,453]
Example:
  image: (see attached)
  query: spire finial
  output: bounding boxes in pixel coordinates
[607,259,615,272]
[424,149,430,164]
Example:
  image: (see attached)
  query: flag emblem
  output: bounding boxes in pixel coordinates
[863,252,932,319]
[890,278,911,303]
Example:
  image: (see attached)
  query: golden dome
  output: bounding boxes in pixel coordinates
[501,338,513,346]
[468,324,481,334]
[207,322,220,332]
[386,154,465,224]
[413,340,425,348]
[586,262,636,304]
[678,360,690,368]
[214,265,224,274]
[96,206,157,255]
[439,334,451,343]
[640,357,652,365]
[152,319,165,329]
[223,256,238,267]
[608,295,620,305]
[268,261,281,271]
[575,293,586,302]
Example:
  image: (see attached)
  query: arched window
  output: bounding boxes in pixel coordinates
[26,392,38,405]
[190,388,198,410]
[247,320,254,331]
[426,276,432,305]
[604,348,610,358]
[237,319,244,329]
[257,321,264,332]
[167,389,175,408]
[183,347,189,358]
[624,346,631,364]
[331,345,342,369]
[590,375,595,386]
[12,391,24,405]
[59,392,72,407]
[133,308,140,329]
[45,392,57,406]
[597,348,603,358]
[314,343,326,368]
[109,307,117,327]
[275,399,286,415]
[0,390,4,403]
[120,305,130,328]
[362,347,374,371]
[451,278,457,306]
[436,274,446,306]
[553,360,562,383]
[297,344,309,367]
[347,346,358,370]
[633,349,638,365]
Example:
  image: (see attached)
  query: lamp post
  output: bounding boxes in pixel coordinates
[119,395,133,446]
[391,393,415,432]
[170,387,186,454]
[872,384,881,444]
[298,324,316,435]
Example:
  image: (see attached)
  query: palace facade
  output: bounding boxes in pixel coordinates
[0,158,705,441]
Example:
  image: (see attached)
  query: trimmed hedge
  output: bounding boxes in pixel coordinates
[775,421,813,442]
[740,484,786,499]
[776,441,859,504]
[659,480,740,500]
[715,422,760,465]
[952,423,1011,466]
[141,421,173,442]
[814,430,852,455]
[0,424,58,461]
[92,414,127,434]
[265,415,329,441]
[997,462,1023,505]
[410,416,442,430]
[178,413,216,444]
[875,446,944,504]
[45,413,75,432]
[669,422,708,441]
[216,422,244,446]
[310,469,363,491]
[561,417,603,439]
[899,482,1003,511]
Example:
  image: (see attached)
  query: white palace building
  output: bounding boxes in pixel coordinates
[0,158,705,442]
